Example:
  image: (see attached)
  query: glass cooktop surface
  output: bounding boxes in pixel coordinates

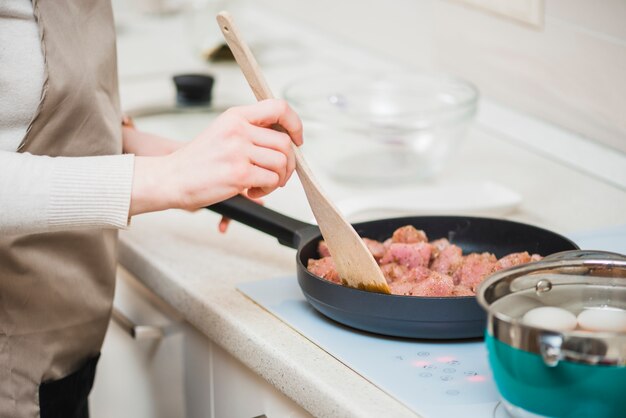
[238,225,626,418]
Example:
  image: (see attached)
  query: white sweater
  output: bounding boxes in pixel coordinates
[0,0,134,235]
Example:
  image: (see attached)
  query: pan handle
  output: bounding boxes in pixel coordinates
[206,195,314,249]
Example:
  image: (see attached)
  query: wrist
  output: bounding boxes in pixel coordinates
[130,155,181,216]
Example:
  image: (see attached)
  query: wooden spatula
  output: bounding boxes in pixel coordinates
[216,11,390,294]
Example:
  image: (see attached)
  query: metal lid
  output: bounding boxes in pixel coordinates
[477,250,626,366]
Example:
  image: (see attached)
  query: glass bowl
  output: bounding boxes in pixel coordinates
[283,72,479,184]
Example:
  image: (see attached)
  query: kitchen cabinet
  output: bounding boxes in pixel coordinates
[90,267,311,418]
[185,324,312,418]
[90,267,186,418]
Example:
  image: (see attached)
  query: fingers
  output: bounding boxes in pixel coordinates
[248,146,289,186]
[247,126,295,186]
[218,197,262,234]
[247,165,280,193]
[218,216,230,233]
[247,187,270,199]
[236,99,303,146]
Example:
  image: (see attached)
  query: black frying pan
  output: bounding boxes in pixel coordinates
[208,195,578,339]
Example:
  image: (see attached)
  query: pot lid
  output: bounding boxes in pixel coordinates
[477,250,626,366]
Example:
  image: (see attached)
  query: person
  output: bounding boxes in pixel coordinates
[0,1,303,417]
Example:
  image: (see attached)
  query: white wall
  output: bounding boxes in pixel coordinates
[256,0,626,153]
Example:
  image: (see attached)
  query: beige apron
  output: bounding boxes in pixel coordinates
[0,0,121,416]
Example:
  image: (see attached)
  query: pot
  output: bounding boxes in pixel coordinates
[477,250,626,418]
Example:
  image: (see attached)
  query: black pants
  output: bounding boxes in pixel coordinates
[39,354,100,418]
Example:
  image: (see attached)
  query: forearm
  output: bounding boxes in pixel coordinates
[122,126,183,156]
[0,99,302,235]
[0,151,133,235]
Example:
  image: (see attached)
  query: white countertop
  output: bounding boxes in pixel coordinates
[114,5,626,418]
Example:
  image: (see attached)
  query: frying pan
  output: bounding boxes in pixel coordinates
[208,195,578,339]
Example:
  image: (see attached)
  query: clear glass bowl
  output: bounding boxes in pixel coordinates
[283,72,479,184]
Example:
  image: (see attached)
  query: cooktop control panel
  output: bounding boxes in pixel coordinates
[239,277,500,418]
[387,346,496,406]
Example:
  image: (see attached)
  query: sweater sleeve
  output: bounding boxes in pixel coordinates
[0,151,134,235]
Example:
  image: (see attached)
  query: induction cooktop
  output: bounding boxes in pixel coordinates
[237,225,626,418]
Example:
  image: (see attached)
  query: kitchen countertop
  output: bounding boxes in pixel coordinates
[114,5,626,418]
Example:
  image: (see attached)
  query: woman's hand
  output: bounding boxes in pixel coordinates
[122,126,184,156]
[129,99,303,217]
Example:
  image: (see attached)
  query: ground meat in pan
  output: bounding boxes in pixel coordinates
[392,225,428,244]
[430,244,463,276]
[307,256,341,284]
[379,242,432,269]
[308,225,543,297]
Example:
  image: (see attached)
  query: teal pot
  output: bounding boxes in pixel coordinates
[477,251,626,418]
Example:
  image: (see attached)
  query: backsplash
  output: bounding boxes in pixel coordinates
[257,0,626,153]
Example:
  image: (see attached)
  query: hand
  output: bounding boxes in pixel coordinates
[129,99,303,216]
[122,126,184,156]
[123,121,229,227]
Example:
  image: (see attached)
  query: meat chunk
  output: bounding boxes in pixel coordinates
[493,251,531,271]
[530,254,543,262]
[392,226,428,244]
[363,238,386,260]
[388,278,418,296]
[319,238,386,261]
[410,266,433,282]
[453,253,497,291]
[430,238,451,258]
[307,257,340,284]
[415,272,456,297]
[380,263,410,283]
[381,264,434,284]
[430,244,463,276]
[380,242,432,269]
[317,240,331,258]
[452,284,475,297]
[389,270,455,297]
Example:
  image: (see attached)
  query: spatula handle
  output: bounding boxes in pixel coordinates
[216,11,313,185]
[216,12,274,101]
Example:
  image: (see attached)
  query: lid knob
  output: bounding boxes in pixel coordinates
[173,74,214,106]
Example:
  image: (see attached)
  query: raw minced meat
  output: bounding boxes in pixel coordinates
[392,225,428,244]
[306,225,542,297]
[307,256,340,284]
[379,242,432,269]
